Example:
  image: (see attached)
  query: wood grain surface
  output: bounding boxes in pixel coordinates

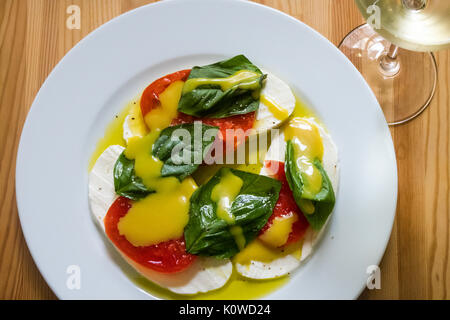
[0,0,449,300]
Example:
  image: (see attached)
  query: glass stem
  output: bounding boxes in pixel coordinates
[379,44,400,77]
[387,44,399,60]
[378,0,426,77]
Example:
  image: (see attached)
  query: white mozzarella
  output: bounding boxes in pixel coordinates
[89,145,124,225]
[88,146,232,294]
[125,255,232,295]
[253,73,296,133]
[122,115,134,144]
[236,254,303,280]
[236,122,339,279]
[123,108,147,144]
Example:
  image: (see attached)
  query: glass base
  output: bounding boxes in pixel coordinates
[339,24,437,126]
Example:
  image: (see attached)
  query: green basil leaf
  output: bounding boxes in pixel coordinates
[152,123,219,181]
[184,168,281,258]
[178,55,266,118]
[113,152,154,200]
[285,140,335,230]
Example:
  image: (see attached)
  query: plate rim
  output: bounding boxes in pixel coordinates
[15,0,398,300]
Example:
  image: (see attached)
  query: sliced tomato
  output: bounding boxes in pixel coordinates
[259,161,309,246]
[104,197,196,273]
[172,111,256,151]
[140,69,256,150]
[140,69,191,117]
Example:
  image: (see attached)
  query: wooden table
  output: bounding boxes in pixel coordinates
[1,0,449,300]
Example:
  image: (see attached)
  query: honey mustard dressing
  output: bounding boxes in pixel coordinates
[233,239,303,266]
[210,168,248,250]
[117,176,197,247]
[259,214,299,248]
[144,80,184,132]
[284,118,324,214]
[211,168,244,224]
[260,94,290,121]
[126,100,148,139]
[88,102,130,171]
[182,70,261,93]
[132,269,289,300]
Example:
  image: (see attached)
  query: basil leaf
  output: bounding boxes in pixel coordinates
[113,152,154,200]
[152,123,219,181]
[178,55,266,118]
[285,140,335,230]
[184,168,281,258]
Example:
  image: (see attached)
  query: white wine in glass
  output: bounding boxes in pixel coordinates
[339,0,450,125]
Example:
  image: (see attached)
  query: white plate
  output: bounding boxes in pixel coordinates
[16,0,397,299]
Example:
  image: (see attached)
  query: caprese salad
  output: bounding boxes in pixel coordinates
[88,55,338,298]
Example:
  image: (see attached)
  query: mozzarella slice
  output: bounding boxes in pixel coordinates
[89,145,123,225]
[236,122,339,279]
[123,115,136,144]
[253,73,296,133]
[88,146,232,294]
[123,102,148,144]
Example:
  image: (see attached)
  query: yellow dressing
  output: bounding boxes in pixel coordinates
[183,70,261,93]
[124,131,166,190]
[191,162,263,187]
[291,97,317,119]
[284,118,324,203]
[88,102,130,171]
[118,178,197,247]
[132,270,289,300]
[192,270,288,300]
[211,168,243,224]
[230,226,246,250]
[234,163,262,175]
[260,94,290,121]
[299,199,316,215]
[125,100,148,140]
[191,132,267,185]
[233,239,303,266]
[144,80,184,132]
[259,214,298,248]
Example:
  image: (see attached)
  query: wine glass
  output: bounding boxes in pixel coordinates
[339,0,450,125]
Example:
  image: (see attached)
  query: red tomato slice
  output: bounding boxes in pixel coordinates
[140,69,256,150]
[172,111,256,151]
[259,161,309,246]
[104,197,196,273]
[140,69,191,117]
